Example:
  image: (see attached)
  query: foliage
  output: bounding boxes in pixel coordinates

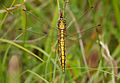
[0,0,120,83]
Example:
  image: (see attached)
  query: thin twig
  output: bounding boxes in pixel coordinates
[102,52,112,67]
[63,0,69,11]
[67,7,90,78]
[0,4,23,13]
[99,41,118,83]
[57,0,61,17]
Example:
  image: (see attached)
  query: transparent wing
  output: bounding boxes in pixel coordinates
[16,2,98,40]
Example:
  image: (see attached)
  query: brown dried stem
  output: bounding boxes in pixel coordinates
[57,0,62,17]
[99,41,118,83]
[0,4,24,13]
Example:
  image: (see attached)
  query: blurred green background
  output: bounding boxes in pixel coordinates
[0,0,120,83]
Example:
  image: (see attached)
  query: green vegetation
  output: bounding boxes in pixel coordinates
[0,0,120,83]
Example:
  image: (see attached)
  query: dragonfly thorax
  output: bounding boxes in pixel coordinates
[58,18,66,29]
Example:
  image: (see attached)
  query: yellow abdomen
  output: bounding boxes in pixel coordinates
[58,17,66,73]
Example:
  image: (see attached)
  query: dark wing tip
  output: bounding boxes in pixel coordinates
[91,6,94,9]
[98,24,101,26]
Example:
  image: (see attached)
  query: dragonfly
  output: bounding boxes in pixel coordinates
[57,1,67,73]
[16,0,102,73]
